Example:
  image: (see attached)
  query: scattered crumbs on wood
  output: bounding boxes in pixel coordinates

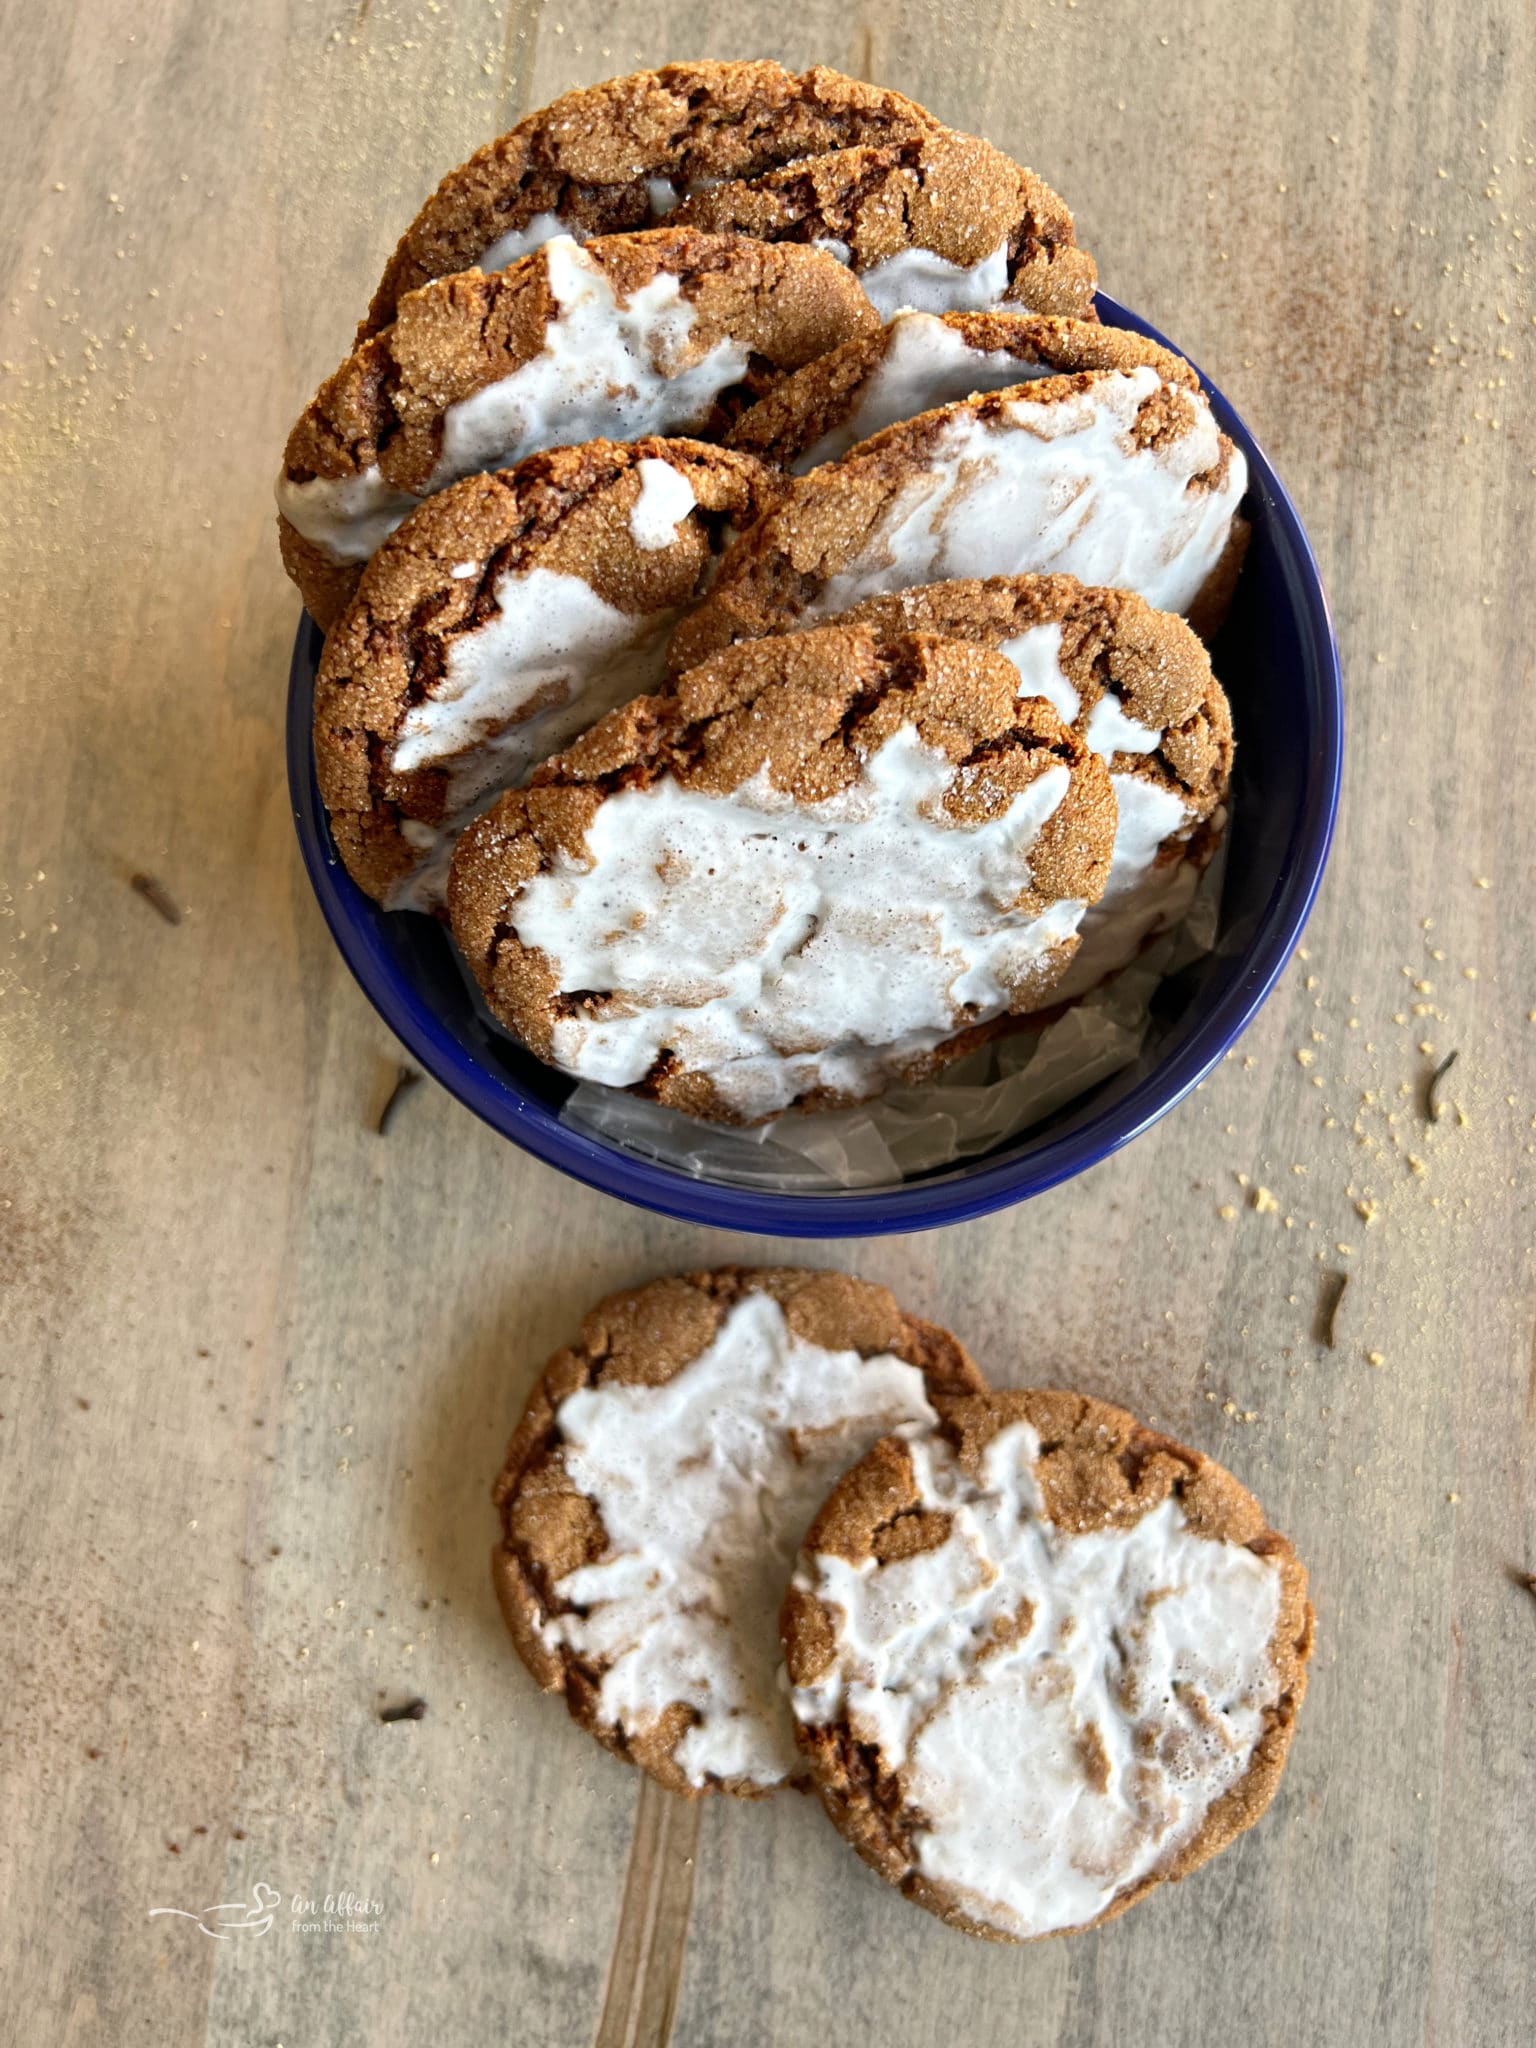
[375,1066,420,1137]
[1317,1271,1349,1349]
[1423,1048,1460,1123]
[129,871,181,925]
[1508,1568,1536,1609]
[378,1697,428,1723]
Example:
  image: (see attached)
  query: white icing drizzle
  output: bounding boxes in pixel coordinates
[813,239,1012,320]
[508,725,1086,1119]
[628,457,698,549]
[797,310,1056,472]
[802,368,1246,623]
[278,238,749,562]
[546,1290,939,1788]
[790,1420,1283,1939]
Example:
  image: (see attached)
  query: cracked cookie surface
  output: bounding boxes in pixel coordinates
[279,228,873,627]
[447,624,1117,1122]
[313,438,778,908]
[493,1265,985,1795]
[783,1389,1313,1940]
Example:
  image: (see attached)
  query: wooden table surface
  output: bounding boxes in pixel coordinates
[3,2,1533,2042]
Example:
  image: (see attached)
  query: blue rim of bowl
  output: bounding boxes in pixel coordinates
[287,290,1343,1237]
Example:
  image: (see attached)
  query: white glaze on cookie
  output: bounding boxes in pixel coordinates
[798,311,1056,471]
[815,239,1011,320]
[384,566,676,912]
[804,369,1246,622]
[547,1290,939,1788]
[278,238,749,562]
[790,1420,1282,1938]
[508,726,1085,1117]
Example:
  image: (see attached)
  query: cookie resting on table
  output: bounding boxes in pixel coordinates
[278,228,874,627]
[820,576,1234,999]
[360,62,944,335]
[445,625,1117,1123]
[492,1267,986,1794]
[782,1390,1314,1940]
[668,129,1096,321]
[672,368,1249,672]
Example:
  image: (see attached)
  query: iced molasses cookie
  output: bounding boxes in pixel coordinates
[447,625,1116,1122]
[363,62,941,336]
[727,309,1192,471]
[823,576,1234,996]
[670,132,1096,321]
[671,369,1249,673]
[278,228,875,628]
[783,1390,1313,1941]
[313,439,776,910]
[493,1266,986,1794]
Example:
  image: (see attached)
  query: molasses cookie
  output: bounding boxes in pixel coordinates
[493,1266,986,1794]
[361,62,943,336]
[669,131,1096,320]
[783,1390,1313,1940]
[446,625,1116,1122]
[727,309,1192,471]
[279,228,874,627]
[313,439,777,909]
[671,369,1249,672]
[821,577,1234,996]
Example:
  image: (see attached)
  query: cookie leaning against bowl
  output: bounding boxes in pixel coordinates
[821,576,1234,999]
[727,309,1193,471]
[493,1266,987,1795]
[277,228,876,629]
[361,61,943,336]
[671,368,1250,671]
[446,625,1117,1124]
[782,1389,1314,1941]
[671,131,1096,322]
[313,439,779,911]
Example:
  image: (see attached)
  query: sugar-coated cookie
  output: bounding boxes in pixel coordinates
[313,439,777,909]
[670,132,1095,321]
[783,1390,1313,1941]
[363,63,942,336]
[493,1266,986,1794]
[672,369,1249,674]
[279,229,872,628]
[819,576,1233,996]
[447,625,1116,1122]
[727,309,1191,471]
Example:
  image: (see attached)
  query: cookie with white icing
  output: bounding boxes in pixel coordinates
[361,62,942,337]
[727,309,1192,471]
[493,1266,987,1796]
[447,625,1117,1123]
[820,577,1234,997]
[314,439,778,909]
[671,369,1249,672]
[669,131,1096,321]
[782,1390,1313,1941]
[279,228,875,628]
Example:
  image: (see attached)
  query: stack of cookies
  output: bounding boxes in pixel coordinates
[497,1268,1313,1942]
[281,61,1247,1128]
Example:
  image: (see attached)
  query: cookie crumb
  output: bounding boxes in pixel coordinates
[129,871,181,925]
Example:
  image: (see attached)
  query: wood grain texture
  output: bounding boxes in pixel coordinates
[1,2,1532,2044]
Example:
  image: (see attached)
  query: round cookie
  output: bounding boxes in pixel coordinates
[362,62,942,336]
[669,131,1096,321]
[670,369,1250,675]
[818,576,1234,996]
[313,438,778,910]
[492,1266,987,1795]
[782,1390,1313,1941]
[279,228,875,628]
[447,625,1117,1123]
[727,309,1193,472]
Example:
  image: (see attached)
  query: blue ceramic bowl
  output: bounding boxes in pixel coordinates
[287,293,1342,1236]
